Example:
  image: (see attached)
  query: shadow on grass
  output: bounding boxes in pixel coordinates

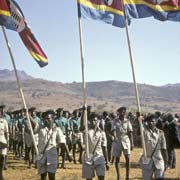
[118,161,140,169]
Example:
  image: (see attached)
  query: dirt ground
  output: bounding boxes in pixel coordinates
[4,148,180,180]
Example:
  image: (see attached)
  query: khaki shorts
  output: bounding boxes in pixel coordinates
[112,141,130,157]
[38,147,58,175]
[142,164,165,180]
[82,162,105,179]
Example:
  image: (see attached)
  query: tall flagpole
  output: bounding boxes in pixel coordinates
[1,26,39,155]
[121,1,147,159]
[76,2,89,158]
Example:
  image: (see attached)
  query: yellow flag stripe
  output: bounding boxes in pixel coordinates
[29,50,48,63]
[78,0,124,16]
[124,0,180,12]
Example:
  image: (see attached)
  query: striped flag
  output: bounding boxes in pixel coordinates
[78,0,180,26]
[0,0,48,67]
[78,0,130,28]
[124,0,180,22]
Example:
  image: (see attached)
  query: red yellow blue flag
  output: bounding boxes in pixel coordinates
[78,0,129,28]
[0,0,48,67]
[78,0,180,26]
[124,0,180,22]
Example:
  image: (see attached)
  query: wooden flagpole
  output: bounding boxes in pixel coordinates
[76,2,89,158]
[1,26,39,155]
[121,1,147,159]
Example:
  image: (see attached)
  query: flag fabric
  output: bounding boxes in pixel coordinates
[78,0,180,27]
[0,0,16,30]
[124,0,180,22]
[0,0,48,67]
[78,0,130,28]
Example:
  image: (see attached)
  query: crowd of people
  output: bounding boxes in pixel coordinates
[0,104,180,180]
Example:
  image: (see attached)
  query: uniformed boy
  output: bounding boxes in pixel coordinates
[54,108,72,169]
[81,112,109,180]
[70,109,83,164]
[35,110,64,180]
[111,107,134,180]
[139,114,168,180]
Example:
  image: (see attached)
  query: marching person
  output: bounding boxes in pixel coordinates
[80,112,109,180]
[0,105,9,180]
[54,108,72,169]
[138,113,168,180]
[111,107,134,180]
[24,107,39,168]
[70,109,83,164]
[34,110,65,180]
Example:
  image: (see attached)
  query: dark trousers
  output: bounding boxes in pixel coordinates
[167,146,176,168]
[0,155,4,179]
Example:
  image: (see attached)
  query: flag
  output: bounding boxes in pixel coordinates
[78,0,180,27]
[0,0,48,67]
[0,0,16,30]
[78,0,130,28]
[124,0,180,22]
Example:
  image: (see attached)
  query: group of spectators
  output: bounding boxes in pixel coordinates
[0,104,180,180]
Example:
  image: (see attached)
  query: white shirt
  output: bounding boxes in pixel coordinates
[0,118,8,145]
[38,126,63,154]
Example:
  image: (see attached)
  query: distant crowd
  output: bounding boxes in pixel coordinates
[0,104,180,180]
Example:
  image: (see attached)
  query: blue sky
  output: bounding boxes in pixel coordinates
[1,0,180,86]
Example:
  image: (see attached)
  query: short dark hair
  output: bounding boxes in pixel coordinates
[145,113,156,122]
[89,112,98,121]
[56,108,63,112]
[117,106,126,113]
[28,107,36,112]
[0,104,6,109]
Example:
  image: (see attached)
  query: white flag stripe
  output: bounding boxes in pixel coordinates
[9,0,25,32]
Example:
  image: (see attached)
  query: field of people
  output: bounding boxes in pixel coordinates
[4,148,180,180]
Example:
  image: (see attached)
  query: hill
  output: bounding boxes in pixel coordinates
[0,69,180,113]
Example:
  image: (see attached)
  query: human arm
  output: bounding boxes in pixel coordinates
[102,146,110,170]
[161,149,168,170]
[128,131,134,151]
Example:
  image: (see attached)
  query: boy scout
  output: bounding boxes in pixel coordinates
[139,114,168,180]
[54,108,72,169]
[81,112,109,180]
[0,105,9,180]
[111,107,134,180]
[35,110,64,180]
[70,110,83,164]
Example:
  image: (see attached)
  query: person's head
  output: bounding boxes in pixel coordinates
[63,110,70,118]
[155,111,161,119]
[20,108,26,118]
[0,105,5,118]
[166,113,174,123]
[175,113,179,119]
[87,105,92,113]
[44,110,55,129]
[117,106,126,120]
[29,107,37,118]
[56,108,63,117]
[145,114,156,130]
[89,112,99,129]
[102,111,108,119]
[72,110,78,118]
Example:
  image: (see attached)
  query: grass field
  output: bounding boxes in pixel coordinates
[4,148,180,180]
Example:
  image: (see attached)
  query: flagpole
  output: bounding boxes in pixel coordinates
[76,2,89,158]
[121,1,147,159]
[1,26,39,155]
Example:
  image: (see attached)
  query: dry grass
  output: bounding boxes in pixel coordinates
[4,148,180,180]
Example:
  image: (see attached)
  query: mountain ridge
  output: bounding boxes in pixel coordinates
[1,69,180,113]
